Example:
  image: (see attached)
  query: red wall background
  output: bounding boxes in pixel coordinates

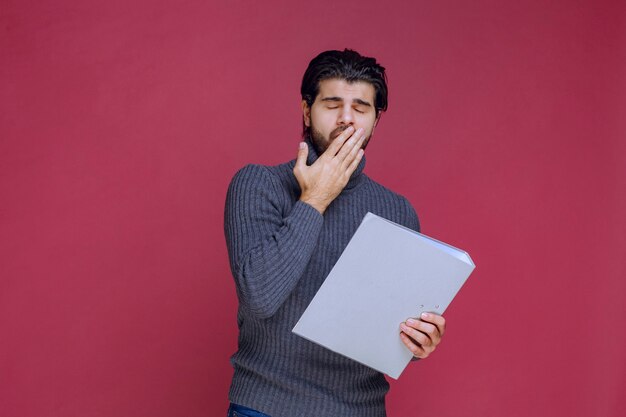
[1,1,625,416]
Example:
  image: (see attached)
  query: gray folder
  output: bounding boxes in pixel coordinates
[292,212,475,379]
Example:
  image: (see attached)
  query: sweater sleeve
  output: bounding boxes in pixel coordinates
[224,164,324,319]
[400,196,421,233]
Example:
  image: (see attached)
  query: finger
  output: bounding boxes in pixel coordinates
[344,148,364,177]
[295,141,308,170]
[341,133,366,170]
[325,125,355,157]
[400,323,432,348]
[406,318,441,346]
[420,312,446,337]
[412,320,441,346]
[336,128,364,162]
[400,332,426,357]
[406,318,437,338]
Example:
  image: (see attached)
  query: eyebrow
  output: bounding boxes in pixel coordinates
[320,97,373,107]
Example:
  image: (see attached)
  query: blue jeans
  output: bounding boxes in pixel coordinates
[227,403,272,417]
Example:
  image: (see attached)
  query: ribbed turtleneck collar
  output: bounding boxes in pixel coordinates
[303,138,366,190]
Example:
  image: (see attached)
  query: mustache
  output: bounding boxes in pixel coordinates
[330,125,351,140]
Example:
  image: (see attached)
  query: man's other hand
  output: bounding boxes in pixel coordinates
[294,126,366,214]
[399,312,446,359]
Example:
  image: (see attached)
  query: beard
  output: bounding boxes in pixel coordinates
[308,124,371,155]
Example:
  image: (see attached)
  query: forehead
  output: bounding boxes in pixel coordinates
[316,78,375,102]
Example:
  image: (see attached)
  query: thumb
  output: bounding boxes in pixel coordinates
[295,142,308,169]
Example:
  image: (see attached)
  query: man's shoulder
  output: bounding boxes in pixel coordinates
[228,159,297,195]
[361,175,420,231]
[362,175,413,206]
[231,163,270,180]
[230,159,293,181]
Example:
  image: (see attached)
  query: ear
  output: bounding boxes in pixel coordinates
[370,112,382,137]
[301,100,311,127]
[373,111,382,128]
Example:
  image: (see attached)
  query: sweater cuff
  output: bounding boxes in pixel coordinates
[289,200,324,229]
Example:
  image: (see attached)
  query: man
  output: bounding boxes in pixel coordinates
[224,49,446,417]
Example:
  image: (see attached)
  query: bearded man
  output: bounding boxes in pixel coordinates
[224,49,447,417]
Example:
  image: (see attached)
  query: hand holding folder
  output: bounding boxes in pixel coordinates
[293,212,475,379]
[399,311,447,360]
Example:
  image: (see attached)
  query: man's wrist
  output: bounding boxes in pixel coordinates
[299,196,327,214]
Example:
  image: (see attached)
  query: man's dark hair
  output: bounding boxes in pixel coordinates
[300,49,388,137]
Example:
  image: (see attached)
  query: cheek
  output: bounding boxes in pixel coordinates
[358,115,377,134]
[311,111,334,130]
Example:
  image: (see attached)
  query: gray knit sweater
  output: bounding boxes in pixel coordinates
[224,140,420,417]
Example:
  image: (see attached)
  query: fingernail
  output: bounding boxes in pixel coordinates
[299,142,306,149]
[421,313,429,319]
[357,127,364,134]
[406,319,415,325]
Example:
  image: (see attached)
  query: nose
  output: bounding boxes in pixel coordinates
[338,105,355,125]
